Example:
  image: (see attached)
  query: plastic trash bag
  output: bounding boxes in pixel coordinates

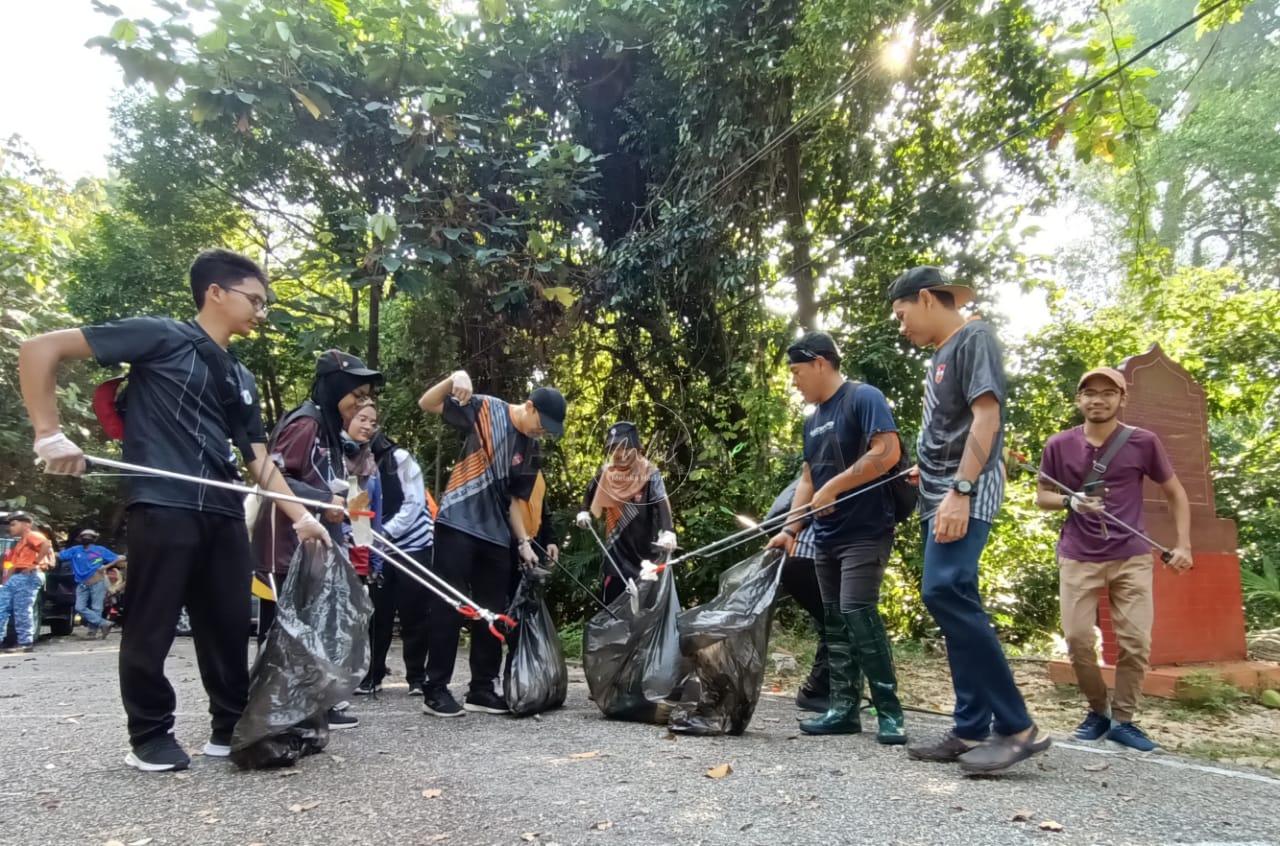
[583,566,687,723]
[669,550,784,736]
[502,570,569,716]
[231,541,373,769]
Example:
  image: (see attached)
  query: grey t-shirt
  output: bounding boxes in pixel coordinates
[82,317,266,519]
[917,320,1006,524]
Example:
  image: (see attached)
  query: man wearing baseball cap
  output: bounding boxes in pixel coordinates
[890,266,1050,773]
[1036,367,1192,751]
[417,371,567,717]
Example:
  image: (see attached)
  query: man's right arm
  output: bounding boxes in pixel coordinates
[19,329,95,475]
[418,370,473,414]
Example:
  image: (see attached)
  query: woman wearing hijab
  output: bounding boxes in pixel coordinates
[575,422,677,604]
[252,350,383,730]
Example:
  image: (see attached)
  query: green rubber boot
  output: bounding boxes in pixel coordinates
[845,607,907,745]
[799,603,863,735]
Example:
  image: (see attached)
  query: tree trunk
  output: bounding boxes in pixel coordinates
[781,94,816,330]
[349,286,360,337]
[368,278,382,369]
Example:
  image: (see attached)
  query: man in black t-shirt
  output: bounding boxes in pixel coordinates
[889,266,1048,775]
[766,332,906,744]
[19,249,330,773]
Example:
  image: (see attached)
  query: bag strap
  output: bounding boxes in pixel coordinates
[1082,424,1135,488]
[178,321,256,457]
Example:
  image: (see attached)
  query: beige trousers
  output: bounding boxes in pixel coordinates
[1059,553,1154,723]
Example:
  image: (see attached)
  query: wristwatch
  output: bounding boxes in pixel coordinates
[951,479,976,497]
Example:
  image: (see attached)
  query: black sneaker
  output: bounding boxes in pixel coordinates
[407,682,424,697]
[907,730,979,763]
[326,708,360,730]
[202,731,232,758]
[355,680,380,695]
[423,687,465,718]
[464,688,510,715]
[125,734,191,772]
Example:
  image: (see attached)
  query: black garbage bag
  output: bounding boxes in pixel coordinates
[583,567,687,723]
[669,550,784,736]
[503,570,568,716]
[231,541,373,769]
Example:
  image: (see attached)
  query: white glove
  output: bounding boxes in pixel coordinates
[34,431,86,476]
[450,370,474,403]
[1067,492,1104,515]
[639,559,661,582]
[656,530,678,551]
[575,511,592,529]
[293,513,332,547]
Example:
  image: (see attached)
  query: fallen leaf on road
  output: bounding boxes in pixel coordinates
[1083,762,1110,772]
[569,751,601,760]
[330,755,345,764]
[422,789,443,799]
[288,800,322,813]
[520,833,539,842]
[1010,809,1034,822]
[44,763,56,770]
[1039,821,1064,832]
[706,764,733,779]
[590,821,613,831]
[128,839,153,845]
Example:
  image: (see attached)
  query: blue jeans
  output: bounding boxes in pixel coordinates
[0,571,42,645]
[921,518,1031,740]
[76,578,109,629]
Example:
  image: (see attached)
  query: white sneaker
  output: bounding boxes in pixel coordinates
[202,742,231,757]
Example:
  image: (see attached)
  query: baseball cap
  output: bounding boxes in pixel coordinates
[1077,367,1127,394]
[786,331,842,365]
[315,350,385,386]
[530,387,566,437]
[604,421,640,449]
[7,511,33,524]
[887,265,975,306]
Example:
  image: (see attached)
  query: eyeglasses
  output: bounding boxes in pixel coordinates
[1078,389,1122,400]
[225,287,269,315]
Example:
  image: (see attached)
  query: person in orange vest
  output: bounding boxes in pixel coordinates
[1,512,54,653]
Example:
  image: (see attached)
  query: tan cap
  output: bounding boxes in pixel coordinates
[1077,367,1126,393]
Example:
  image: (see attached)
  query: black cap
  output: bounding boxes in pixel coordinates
[530,387,566,437]
[787,331,842,366]
[604,421,640,450]
[315,350,385,386]
[7,511,33,524]
[886,265,975,306]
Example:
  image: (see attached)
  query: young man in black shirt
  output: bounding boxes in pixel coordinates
[889,266,1049,774]
[767,332,906,744]
[19,249,331,772]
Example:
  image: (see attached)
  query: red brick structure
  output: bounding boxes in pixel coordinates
[1048,345,1280,697]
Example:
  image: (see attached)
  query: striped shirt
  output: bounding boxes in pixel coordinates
[917,320,1007,524]
[382,448,434,552]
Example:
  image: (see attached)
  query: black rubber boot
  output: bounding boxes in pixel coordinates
[795,618,831,712]
[799,604,862,735]
[844,606,906,745]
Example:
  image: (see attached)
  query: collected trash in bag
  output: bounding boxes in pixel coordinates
[503,569,568,716]
[669,550,784,736]
[583,566,687,723]
[231,541,373,769]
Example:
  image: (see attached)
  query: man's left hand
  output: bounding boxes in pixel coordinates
[1166,545,1193,572]
[545,543,560,565]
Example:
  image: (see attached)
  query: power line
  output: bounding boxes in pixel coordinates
[608,0,966,274]
[773,0,1233,288]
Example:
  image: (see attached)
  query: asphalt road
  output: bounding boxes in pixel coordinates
[2,637,1277,846]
